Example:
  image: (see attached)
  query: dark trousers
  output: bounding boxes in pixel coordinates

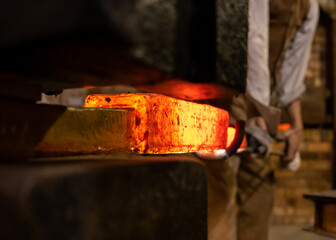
[237,154,276,240]
[204,154,276,240]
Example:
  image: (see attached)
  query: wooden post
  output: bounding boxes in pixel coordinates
[331,19,336,188]
[323,7,336,189]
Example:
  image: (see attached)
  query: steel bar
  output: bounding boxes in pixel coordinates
[85,93,229,154]
[1,94,230,159]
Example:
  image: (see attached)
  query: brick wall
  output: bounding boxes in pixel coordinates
[301,24,329,124]
[272,129,332,225]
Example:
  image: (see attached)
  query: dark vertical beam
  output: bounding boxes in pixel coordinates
[323,7,336,189]
[332,20,336,189]
[330,19,336,189]
[314,202,323,230]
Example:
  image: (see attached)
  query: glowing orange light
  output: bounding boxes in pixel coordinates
[278,123,291,132]
[85,93,230,154]
[226,126,247,149]
[138,79,237,100]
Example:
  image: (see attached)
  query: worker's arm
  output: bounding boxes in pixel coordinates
[283,99,303,161]
[276,0,319,162]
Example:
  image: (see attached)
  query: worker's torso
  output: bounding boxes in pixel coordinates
[269,0,311,88]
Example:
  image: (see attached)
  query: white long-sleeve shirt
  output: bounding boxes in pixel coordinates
[247,0,319,108]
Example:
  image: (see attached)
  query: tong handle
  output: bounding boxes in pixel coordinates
[225,120,245,158]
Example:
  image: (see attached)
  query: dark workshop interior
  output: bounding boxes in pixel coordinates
[1,0,336,239]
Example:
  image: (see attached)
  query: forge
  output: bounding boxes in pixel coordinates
[0,0,248,239]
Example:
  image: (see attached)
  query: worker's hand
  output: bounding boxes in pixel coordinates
[246,116,270,158]
[283,127,303,162]
[246,116,268,132]
[283,99,303,163]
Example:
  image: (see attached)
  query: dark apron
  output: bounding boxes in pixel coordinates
[269,0,311,88]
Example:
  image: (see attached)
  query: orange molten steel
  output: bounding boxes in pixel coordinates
[85,93,229,154]
[278,123,291,132]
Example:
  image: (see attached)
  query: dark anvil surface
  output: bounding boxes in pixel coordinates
[0,155,207,240]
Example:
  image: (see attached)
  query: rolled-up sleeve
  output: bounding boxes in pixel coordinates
[275,0,319,108]
[246,0,271,106]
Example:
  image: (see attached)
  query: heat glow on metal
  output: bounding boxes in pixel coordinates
[84,93,230,154]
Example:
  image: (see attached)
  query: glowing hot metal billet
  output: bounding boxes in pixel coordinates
[0,94,244,159]
[85,93,233,154]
